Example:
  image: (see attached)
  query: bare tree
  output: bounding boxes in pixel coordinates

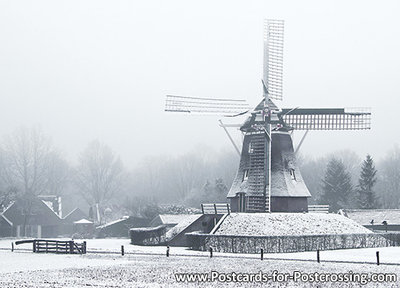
[2,127,54,196]
[44,151,70,196]
[0,149,16,210]
[1,127,67,235]
[133,156,164,200]
[74,140,124,207]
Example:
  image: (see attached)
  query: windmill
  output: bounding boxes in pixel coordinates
[165,19,371,213]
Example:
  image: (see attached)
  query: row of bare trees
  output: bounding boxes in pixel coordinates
[0,127,124,213]
[0,127,238,219]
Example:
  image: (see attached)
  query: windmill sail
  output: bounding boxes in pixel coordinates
[264,19,284,101]
[165,95,250,117]
[281,108,371,130]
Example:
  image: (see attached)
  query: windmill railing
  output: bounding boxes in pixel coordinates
[308,205,330,213]
[201,203,230,215]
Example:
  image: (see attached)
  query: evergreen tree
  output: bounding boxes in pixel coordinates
[357,155,377,209]
[321,158,353,212]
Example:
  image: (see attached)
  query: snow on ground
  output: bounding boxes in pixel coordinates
[0,250,132,274]
[165,214,202,240]
[214,213,372,236]
[1,238,399,265]
[1,238,400,287]
[1,248,400,287]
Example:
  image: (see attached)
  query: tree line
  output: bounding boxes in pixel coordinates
[0,127,399,219]
[0,127,237,220]
[299,148,400,211]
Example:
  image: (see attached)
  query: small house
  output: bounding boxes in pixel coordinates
[0,197,62,237]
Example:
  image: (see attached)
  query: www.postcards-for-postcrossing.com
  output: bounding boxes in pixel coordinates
[174,270,397,285]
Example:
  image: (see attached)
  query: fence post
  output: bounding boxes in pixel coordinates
[376,251,380,266]
[121,245,124,256]
[201,204,204,214]
[69,241,74,254]
[209,247,213,258]
[83,241,87,254]
[317,249,320,263]
[260,248,264,260]
[11,242,14,252]
[166,246,170,257]
[33,240,36,253]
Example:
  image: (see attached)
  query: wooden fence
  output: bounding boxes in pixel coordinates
[186,232,400,254]
[14,239,86,254]
[33,239,86,254]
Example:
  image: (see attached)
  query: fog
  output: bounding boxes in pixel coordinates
[0,0,399,167]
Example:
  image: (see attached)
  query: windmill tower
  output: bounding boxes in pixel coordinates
[165,20,371,213]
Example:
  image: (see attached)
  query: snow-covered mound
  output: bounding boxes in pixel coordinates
[214,213,372,236]
[165,214,202,240]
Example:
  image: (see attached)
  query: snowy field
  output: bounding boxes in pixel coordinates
[1,238,400,287]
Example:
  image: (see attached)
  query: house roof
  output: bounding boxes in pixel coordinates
[2,197,61,226]
[340,209,400,225]
[0,213,13,226]
[1,201,15,215]
[74,218,93,224]
[63,207,87,222]
[95,216,129,229]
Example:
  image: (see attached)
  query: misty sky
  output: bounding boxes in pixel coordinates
[0,0,399,168]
